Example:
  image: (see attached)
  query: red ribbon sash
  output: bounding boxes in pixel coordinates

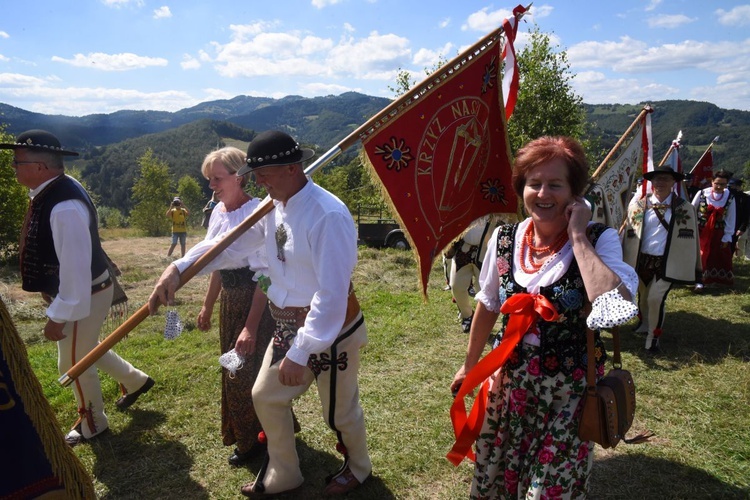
[447,293,559,465]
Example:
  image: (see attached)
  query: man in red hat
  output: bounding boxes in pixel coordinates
[622,165,701,354]
[1,129,154,446]
[149,130,372,497]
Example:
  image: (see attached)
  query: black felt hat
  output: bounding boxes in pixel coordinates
[0,129,79,156]
[643,165,684,181]
[238,130,314,176]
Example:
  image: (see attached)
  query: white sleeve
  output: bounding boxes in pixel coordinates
[46,200,93,323]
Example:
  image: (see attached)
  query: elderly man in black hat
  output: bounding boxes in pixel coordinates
[622,165,701,354]
[1,130,154,446]
[149,130,371,497]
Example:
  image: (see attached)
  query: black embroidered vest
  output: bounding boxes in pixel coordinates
[21,175,108,296]
[697,190,734,230]
[495,223,608,377]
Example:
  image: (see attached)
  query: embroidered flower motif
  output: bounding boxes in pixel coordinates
[374,136,413,172]
[559,289,583,310]
[498,287,507,305]
[496,256,510,276]
[480,178,508,204]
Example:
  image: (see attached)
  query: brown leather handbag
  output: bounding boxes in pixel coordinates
[578,326,650,448]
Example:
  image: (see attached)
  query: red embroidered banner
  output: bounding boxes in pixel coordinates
[360,21,521,295]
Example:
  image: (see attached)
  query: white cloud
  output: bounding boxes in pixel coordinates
[646,14,696,29]
[153,6,172,19]
[462,7,514,32]
[198,50,212,62]
[568,37,750,74]
[211,28,332,78]
[311,0,343,8]
[343,23,355,33]
[327,31,411,78]
[228,21,279,40]
[180,54,200,70]
[298,82,355,96]
[715,5,750,26]
[439,18,451,29]
[463,5,544,32]
[412,43,454,68]
[200,88,235,101]
[0,31,9,39]
[572,70,679,105]
[0,54,9,62]
[0,83,195,115]
[51,52,169,71]
[529,4,554,20]
[101,0,144,8]
[645,0,662,12]
[0,72,50,86]
[208,23,411,82]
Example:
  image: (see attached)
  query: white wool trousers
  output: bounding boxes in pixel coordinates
[252,312,371,494]
[450,260,480,319]
[57,284,149,438]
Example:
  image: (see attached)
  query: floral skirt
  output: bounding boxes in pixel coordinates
[471,343,593,500]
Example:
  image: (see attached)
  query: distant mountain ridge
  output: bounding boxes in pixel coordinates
[0,92,391,150]
[1,94,749,214]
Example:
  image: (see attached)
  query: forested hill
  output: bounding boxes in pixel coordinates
[585,101,750,174]
[1,95,749,214]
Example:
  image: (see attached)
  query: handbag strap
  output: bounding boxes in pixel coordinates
[585,325,621,389]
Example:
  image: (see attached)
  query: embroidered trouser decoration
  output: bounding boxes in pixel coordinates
[323,315,363,483]
[270,321,297,366]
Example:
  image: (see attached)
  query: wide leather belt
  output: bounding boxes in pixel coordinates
[91,276,113,294]
[269,286,361,329]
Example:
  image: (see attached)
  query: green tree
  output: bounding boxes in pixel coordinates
[0,129,28,263]
[387,68,416,98]
[176,175,204,228]
[129,149,172,237]
[508,26,587,155]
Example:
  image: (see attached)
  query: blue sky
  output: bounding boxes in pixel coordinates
[1,0,749,116]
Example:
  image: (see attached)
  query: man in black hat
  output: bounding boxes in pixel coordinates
[622,165,701,354]
[1,130,154,446]
[149,130,372,497]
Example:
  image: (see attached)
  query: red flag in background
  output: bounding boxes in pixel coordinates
[690,139,718,191]
[361,9,525,295]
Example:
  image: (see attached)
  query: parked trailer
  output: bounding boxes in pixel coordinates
[356,205,410,250]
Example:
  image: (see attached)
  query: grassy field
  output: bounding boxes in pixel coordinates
[1,229,749,499]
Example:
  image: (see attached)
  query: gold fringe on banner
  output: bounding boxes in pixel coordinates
[0,297,96,499]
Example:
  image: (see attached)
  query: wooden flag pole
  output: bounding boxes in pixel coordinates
[588,105,652,184]
[688,136,719,175]
[657,130,683,167]
[59,146,344,387]
[59,8,531,387]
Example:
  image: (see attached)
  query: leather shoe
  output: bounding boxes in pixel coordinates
[323,467,367,496]
[65,426,110,447]
[228,443,267,466]
[240,481,301,498]
[116,377,154,410]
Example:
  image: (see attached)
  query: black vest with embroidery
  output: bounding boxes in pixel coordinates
[495,223,608,377]
[21,175,108,296]
[697,191,734,230]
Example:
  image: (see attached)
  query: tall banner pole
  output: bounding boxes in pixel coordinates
[59,11,529,387]
[689,136,719,175]
[588,105,652,184]
[657,130,682,168]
